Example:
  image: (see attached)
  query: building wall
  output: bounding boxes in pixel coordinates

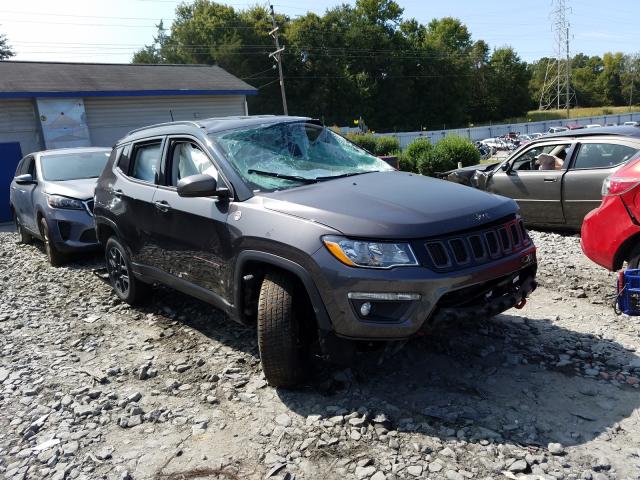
[0,99,41,155]
[84,95,247,147]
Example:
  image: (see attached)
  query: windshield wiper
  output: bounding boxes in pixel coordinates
[314,171,379,181]
[247,169,317,184]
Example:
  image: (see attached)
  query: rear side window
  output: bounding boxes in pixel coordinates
[130,141,162,183]
[573,143,639,169]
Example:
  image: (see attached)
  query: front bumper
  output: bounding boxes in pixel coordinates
[311,245,537,340]
[581,196,638,270]
[43,203,98,253]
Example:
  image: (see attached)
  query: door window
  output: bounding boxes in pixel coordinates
[510,144,570,172]
[168,141,217,187]
[20,156,36,177]
[130,141,162,183]
[572,143,638,170]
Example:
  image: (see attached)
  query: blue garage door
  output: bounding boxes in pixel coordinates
[0,142,23,223]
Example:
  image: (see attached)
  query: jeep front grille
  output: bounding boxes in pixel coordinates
[423,218,531,271]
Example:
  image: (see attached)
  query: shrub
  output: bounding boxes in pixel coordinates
[374,136,400,156]
[404,138,434,175]
[396,150,416,172]
[345,133,377,153]
[424,135,480,175]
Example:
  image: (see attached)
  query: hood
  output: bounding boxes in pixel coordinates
[261,171,517,239]
[43,178,97,200]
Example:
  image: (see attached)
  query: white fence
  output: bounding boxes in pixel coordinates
[368,111,640,149]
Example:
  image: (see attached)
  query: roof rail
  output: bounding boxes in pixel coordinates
[126,120,203,136]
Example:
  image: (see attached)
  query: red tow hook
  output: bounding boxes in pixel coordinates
[514,298,527,309]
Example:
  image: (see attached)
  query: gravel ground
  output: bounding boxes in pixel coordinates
[1,230,640,480]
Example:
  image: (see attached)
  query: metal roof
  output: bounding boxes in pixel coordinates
[544,125,640,139]
[0,61,257,98]
[120,115,315,142]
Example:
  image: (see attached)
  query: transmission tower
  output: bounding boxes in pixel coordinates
[538,0,575,115]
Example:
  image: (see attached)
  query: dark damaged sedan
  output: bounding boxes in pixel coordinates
[94,116,537,386]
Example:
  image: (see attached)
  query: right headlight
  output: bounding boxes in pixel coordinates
[322,235,418,269]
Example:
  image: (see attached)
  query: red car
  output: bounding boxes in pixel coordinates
[582,156,640,270]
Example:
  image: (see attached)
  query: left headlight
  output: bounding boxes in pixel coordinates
[46,194,84,210]
[322,235,418,268]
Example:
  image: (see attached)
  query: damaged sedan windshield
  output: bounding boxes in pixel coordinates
[210,121,394,192]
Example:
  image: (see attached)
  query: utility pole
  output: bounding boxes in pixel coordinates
[539,0,574,112]
[269,4,288,115]
[566,26,570,118]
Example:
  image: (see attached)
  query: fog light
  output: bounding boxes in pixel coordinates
[360,302,372,316]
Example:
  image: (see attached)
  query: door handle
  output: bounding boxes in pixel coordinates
[154,200,171,212]
[112,189,124,197]
[543,177,558,182]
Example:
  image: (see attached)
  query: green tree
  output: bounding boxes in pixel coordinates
[132,21,169,64]
[598,52,626,105]
[0,31,14,60]
[487,47,531,119]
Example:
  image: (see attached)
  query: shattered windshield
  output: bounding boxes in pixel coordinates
[210,122,394,192]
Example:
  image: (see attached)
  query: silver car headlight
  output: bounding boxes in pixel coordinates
[46,194,84,210]
[322,235,418,268]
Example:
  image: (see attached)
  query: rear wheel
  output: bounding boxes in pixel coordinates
[626,244,640,269]
[257,273,308,387]
[40,217,64,266]
[105,236,149,305]
[14,214,31,244]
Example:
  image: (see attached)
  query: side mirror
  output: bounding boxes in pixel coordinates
[15,174,35,185]
[177,174,230,198]
[500,162,510,172]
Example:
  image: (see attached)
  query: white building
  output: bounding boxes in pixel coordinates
[0,61,256,222]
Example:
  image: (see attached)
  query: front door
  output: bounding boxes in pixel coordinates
[13,155,39,231]
[487,142,574,225]
[150,138,232,299]
[562,140,640,228]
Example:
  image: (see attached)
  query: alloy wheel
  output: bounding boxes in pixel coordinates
[42,224,52,259]
[107,246,130,296]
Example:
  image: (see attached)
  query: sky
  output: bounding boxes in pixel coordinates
[1,0,638,64]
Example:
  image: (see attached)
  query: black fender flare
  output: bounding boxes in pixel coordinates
[233,250,333,332]
[94,216,124,246]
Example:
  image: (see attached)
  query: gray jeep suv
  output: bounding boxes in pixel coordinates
[94,116,537,387]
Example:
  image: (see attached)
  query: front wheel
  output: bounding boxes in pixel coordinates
[105,236,149,305]
[14,214,31,244]
[40,218,64,266]
[257,273,308,387]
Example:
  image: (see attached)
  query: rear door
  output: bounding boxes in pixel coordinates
[486,141,574,225]
[113,137,165,265]
[562,139,640,228]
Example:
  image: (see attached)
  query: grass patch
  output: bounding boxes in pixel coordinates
[476,106,639,126]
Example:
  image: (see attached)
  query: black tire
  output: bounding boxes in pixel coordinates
[40,217,65,266]
[257,273,307,387]
[14,213,31,244]
[628,246,640,269]
[105,236,149,305]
